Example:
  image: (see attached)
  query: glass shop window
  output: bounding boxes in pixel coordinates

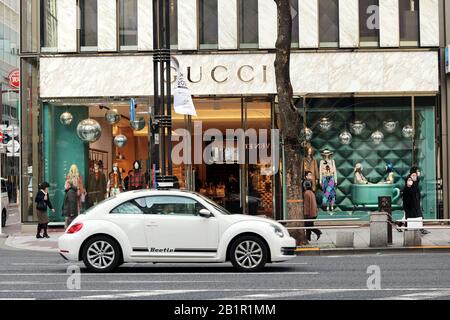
[399,0,419,46]
[319,0,339,48]
[119,0,138,49]
[359,0,379,47]
[239,0,258,49]
[199,0,218,49]
[80,0,98,50]
[40,0,58,52]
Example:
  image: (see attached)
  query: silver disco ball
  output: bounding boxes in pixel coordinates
[105,109,121,125]
[350,121,366,136]
[299,127,313,141]
[339,131,352,145]
[60,112,74,126]
[76,119,102,143]
[383,120,398,133]
[371,130,384,145]
[402,125,414,138]
[130,117,146,131]
[114,134,127,148]
[319,117,332,132]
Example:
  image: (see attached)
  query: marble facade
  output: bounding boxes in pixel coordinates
[40,51,438,98]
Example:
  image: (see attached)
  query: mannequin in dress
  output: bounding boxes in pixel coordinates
[354,163,369,184]
[87,161,107,207]
[385,162,395,184]
[128,160,147,190]
[107,163,124,197]
[301,144,319,192]
[65,164,86,213]
[319,150,337,212]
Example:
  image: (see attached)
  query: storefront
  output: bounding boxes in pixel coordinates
[20,93,281,224]
[20,49,442,227]
[301,96,439,220]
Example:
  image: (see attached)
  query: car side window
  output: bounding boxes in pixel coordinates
[110,199,145,214]
[142,196,206,216]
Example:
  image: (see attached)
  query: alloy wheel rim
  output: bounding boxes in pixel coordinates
[234,240,263,269]
[87,241,115,269]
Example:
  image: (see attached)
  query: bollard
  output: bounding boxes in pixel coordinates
[403,230,422,247]
[370,212,389,247]
[336,231,354,248]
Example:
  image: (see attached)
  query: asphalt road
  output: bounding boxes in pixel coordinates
[1,247,450,300]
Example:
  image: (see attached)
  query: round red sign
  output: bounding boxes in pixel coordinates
[8,69,20,89]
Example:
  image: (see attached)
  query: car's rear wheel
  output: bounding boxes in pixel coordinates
[1,210,6,228]
[230,235,268,272]
[82,236,121,273]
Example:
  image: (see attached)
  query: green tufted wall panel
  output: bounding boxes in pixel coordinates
[304,97,437,220]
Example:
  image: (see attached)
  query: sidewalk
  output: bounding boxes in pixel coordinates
[2,227,450,255]
[296,227,450,256]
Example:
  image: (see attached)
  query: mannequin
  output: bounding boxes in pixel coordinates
[354,163,369,184]
[65,164,86,213]
[319,150,337,212]
[129,160,147,190]
[107,163,124,197]
[301,144,319,192]
[87,161,107,207]
[385,162,395,184]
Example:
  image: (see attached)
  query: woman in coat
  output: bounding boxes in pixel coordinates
[34,182,55,239]
[401,175,420,229]
[303,180,322,241]
[62,181,79,229]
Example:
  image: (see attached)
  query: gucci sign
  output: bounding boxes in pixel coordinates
[170,65,269,84]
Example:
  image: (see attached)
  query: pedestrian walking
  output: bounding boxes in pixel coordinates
[6,180,12,203]
[303,180,322,241]
[34,182,55,239]
[62,181,79,229]
[410,166,429,234]
[400,175,420,231]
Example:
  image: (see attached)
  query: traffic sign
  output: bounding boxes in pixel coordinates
[8,69,20,89]
[6,140,20,153]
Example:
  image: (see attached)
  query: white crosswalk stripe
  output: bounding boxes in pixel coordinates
[376,290,450,300]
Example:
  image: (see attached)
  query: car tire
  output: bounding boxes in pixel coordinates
[82,236,121,273]
[229,235,268,272]
[1,210,6,228]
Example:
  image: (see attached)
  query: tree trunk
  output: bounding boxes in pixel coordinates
[274,0,307,245]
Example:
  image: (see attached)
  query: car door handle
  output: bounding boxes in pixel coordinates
[146,222,158,227]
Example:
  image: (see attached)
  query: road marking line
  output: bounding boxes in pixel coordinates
[376,290,450,300]
[215,289,341,300]
[108,280,229,283]
[0,282,39,285]
[11,263,71,266]
[0,272,319,276]
[66,290,206,300]
[0,298,36,300]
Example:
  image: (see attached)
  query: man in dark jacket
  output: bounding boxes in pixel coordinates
[62,183,78,229]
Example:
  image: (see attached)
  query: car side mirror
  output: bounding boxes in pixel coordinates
[199,209,212,218]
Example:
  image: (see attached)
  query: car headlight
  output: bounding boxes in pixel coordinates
[270,224,285,238]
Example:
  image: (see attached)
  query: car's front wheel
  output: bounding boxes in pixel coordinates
[82,236,121,273]
[230,235,268,272]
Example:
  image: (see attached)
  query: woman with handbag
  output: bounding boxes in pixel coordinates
[34,182,55,239]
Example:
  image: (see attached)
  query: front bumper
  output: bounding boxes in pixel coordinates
[270,236,297,262]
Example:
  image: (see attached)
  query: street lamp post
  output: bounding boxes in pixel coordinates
[151,0,174,188]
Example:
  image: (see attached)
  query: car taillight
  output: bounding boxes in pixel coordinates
[67,223,83,234]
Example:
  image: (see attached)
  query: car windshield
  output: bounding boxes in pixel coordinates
[194,192,232,215]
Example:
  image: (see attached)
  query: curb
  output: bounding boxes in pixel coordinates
[295,246,450,256]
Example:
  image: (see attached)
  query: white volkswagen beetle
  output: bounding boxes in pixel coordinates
[58,190,297,272]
